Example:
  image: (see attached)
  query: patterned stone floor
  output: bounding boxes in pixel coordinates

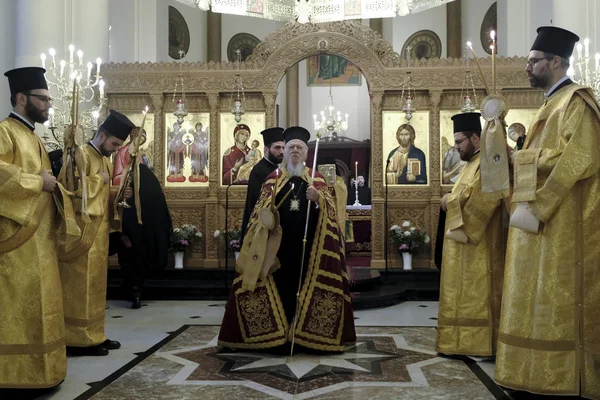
[83,325,495,400]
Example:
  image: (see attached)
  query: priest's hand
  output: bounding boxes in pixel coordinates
[40,170,57,193]
[406,173,416,182]
[441,193,449,212]
[123,187,133,199]
[100,170,109,184]
[307,185,319,202]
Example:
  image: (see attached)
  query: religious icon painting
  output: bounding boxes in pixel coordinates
[307,55,362,86]
[220,112,266,186]
[439,109,538,186]
[164,112,210,187]
[382,111,429,186]
[121,112,156,174]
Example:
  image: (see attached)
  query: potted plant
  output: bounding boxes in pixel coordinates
[389,221,430,270]
[170,224,203,269]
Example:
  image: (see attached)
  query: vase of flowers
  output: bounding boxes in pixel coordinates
[227,229,241,260]
[390,221,431,270]
[170,224,203,269]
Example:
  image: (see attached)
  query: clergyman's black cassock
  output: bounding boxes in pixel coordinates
[113,164,173,290]
[240,157,278,244]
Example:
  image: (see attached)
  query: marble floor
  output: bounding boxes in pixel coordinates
[34,301,506,400]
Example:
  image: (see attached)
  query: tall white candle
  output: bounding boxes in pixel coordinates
[40,53,46,69]
[49,48,56,68]
[96,57,102,77]
[68,44,74,64]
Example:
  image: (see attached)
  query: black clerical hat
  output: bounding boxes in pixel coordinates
[260,127,284,146]
[531,26,579,59]
[99,110,135,141]
[451,112,482,134]
[283,126,310,143]
[4,67,48,97]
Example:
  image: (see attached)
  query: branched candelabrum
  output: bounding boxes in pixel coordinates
[569,38,600,102]
[40,45,106,151]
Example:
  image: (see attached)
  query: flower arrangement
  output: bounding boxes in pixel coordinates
[226,228,242,252]
[213,228,242,252]
[170,224,203,252]
[389,221,430,254]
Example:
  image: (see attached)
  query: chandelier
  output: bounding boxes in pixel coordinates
[400,46,417,122]
[568,38,600,101]
[459,43,478,113]
[40,45,106,151]
[175,0,455,24]
[231,49,246,124]
[172,50,188,124]
[313,70,348,138]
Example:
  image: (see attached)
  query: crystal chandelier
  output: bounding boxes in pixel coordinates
[459,44,478,113]
[568,38,600,101]
[231,49,246,124]
[400,46,417,122]
[313,60,349,139]
[175,0,455,24]
[172,50,188,124]
[40,45,106,151]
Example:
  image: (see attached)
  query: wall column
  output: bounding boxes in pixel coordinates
[207,11,222,62]
[285,65,299,126]
[16,0,66,67]
[369,19,383,36]
[73,0,110,63]
[446,0,462,58]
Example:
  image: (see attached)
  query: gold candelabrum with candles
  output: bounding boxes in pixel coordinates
[568,38,600,101]
[40,45,106,152]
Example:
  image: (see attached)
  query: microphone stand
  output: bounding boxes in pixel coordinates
[384,159,390,281]
[224,181,233,290]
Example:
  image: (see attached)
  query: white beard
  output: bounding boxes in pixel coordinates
[286,161,305,177]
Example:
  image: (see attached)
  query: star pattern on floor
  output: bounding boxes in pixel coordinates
[156,332,447,399]
[212,340,400,381]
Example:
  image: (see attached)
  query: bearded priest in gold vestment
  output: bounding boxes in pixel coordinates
[496,27,600,399]
[436,112,505,358]
[0,67,67,390]
[58,110,134,357]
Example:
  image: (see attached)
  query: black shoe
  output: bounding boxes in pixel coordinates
[67,344,109,356]
[131,295,142,309]
[102,339,121,350]
[0,381,63,400]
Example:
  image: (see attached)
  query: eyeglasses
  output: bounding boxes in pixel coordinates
[26,93,54,103]
[525,57,552,68]
[454,137,469,146]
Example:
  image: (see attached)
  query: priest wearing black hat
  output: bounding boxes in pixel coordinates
[0,67,68,391]
[218,126,356,353]
[497,26,600,399]
[240,127,285,245]
[436,112,505,360]
[58,110,135,357]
